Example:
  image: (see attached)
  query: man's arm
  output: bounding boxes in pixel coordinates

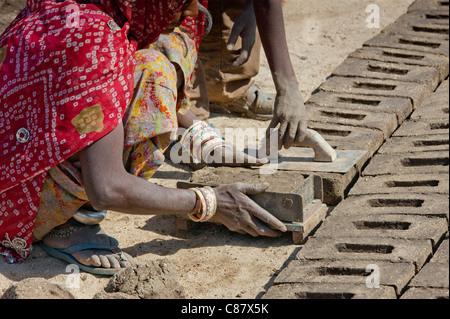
[225,0,257,68]
[253,0,307,149]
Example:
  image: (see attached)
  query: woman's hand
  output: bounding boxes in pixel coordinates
[211,183,287,237]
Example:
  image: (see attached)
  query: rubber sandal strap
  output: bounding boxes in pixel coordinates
[60,243,121,255]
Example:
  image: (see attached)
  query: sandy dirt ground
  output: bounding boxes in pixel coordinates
[0,0,415,299]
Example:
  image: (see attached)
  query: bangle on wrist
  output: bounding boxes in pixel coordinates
[181,121,225,163]
[188,186,217,222]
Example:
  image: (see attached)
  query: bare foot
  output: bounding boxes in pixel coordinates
[42,219,133,270]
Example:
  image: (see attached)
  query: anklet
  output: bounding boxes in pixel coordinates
[47,223,84,238]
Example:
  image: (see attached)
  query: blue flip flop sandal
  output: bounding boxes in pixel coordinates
[39,240,132,276]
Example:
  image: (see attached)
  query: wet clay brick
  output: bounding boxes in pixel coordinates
[382,11,450,40]
[297,237,432,271]
[328,193,449,220]
[408,0,450,13]
[411,101,450,121]
[435,78,449,93]
[362,151,449,176]
[349,47,449,81]
[401,287,449,299]
[411,91,449,121]
[306,105,397,139]
[430,239,449,264]
[263,283,396,299]
[419,81,449,104]
[319,76,431,109]
[378,134,449,154]
[314,214,447,248]
[307,121,384,156]
[306,91,412,125]
[332,58,440,90]
[349,174,449,196]
[393,120,449,136]
[409,263,449,288]
[364,32,449,56]
[299,167,361,206]
[273,260,414,296]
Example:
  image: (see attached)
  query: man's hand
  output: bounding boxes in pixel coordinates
[267,78,307,150]
[251,0,308,149]
[225,0,257,68]
[211,183,287,237]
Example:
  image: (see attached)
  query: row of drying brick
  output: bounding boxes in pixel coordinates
[263,0,449,299]
[355,74,449,299]
[297,1,449,206]
[263,79,449,300]
[264,239,449,299]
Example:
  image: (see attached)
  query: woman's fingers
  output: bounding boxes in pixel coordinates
[236,183,287,233]
[249,216,283,237]
[215,183,287,237]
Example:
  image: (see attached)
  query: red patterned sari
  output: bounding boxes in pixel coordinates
[0,0,206,263]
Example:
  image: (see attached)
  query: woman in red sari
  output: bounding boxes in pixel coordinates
[1,0,294,275]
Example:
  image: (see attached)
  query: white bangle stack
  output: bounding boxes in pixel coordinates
[180,121,227,164]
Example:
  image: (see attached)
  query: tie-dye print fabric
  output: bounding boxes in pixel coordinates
[0,0,200,262]
[0,0,136,262]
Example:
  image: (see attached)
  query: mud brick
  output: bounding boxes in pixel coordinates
[349,47,449,82]
[306,105,397,139]
[378,135,449,154]
[435,78,449,93]
[411,89,449,120]
[349,174,449,196]
[300,167,361,206]
[328,193,449,220]
[409,263,449,288]
[306,91,413,125]
[273,260,414,296]
[331,58,440,90]
[411,100,449,121]
[263,283,397,299]
[382,11,450,40]
[401,287,449,299]
[307,121,384,157]
[393,119,449,136]
[297,237,432,271]
[364,32,449,56]
[363,151,449,176]
[408,0,450,13]
[319,76,431,109]
[422,82,449,104]
[314,214,447,248]
[430,239,449,264]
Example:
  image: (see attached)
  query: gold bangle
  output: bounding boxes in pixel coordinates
[188,188,206,222]
[188,187,217,222]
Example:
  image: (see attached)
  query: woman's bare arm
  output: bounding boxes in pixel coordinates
[79,122,197,215]
[78,122,286,236]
